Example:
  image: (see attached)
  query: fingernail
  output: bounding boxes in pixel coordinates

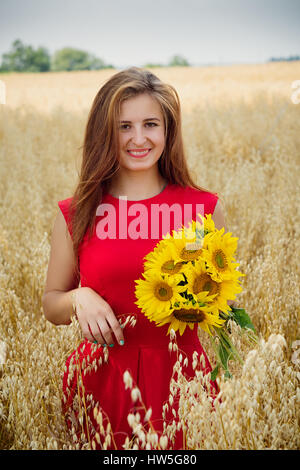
[120,340,124,346]
[103,343,107,347]
[109,343,114,347]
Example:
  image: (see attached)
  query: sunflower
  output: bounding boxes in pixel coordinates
[182,213,216,247]
[196,212,216,235]
[162,226,185,241]
[143,242,184,276]
[166,225,204,263]
[155,299,225,336]
[201,227,243,282]
[164,213,219,264]
[151,237,172,254]
[182,260,243,313]
[134,271,186,320]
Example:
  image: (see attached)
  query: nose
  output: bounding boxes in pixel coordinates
[130,125,148,147]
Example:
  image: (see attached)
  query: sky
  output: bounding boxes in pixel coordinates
[0,0,299,68]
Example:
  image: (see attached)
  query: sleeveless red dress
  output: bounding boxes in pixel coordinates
[58,182,219,450]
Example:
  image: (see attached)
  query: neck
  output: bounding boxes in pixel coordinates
[108,168,167,201]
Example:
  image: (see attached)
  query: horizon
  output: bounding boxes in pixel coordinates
[0,0,299,69]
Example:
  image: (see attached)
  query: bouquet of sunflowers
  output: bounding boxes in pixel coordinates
[134,213,257,379]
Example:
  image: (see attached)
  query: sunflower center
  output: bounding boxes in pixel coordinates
[173,308,206,323]
[213,249,228,271]
[154,282,173,301]
[161,260,183,274]
[193,274,220,297]
[180,247,202,261]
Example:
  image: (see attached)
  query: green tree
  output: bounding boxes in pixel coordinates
[0,39,50,72]
[168,54,190,66]
[269,55,300,62]
[51,47,113,71]
[143,62,164,68]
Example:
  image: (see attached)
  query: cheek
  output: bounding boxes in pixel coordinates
[154,130,166,148]
[119,134,126,148]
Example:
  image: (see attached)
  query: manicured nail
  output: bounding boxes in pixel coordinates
[120,340,124,346]
[103,343,107,347]
[109,343,114,347]
[93,340,98,344]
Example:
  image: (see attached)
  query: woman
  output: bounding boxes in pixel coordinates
[42,67,232,450]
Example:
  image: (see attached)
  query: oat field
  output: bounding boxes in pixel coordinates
[0,63,299,450]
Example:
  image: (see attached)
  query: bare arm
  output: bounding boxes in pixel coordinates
[42,210,124,346]
[42,210,80,325]
[211,198,227,232]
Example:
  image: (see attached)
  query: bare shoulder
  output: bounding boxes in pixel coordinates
[211,198,227,232]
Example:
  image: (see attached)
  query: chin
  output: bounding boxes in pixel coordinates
[123,158,159,171]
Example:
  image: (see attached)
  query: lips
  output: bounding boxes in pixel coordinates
[127,149,151,158]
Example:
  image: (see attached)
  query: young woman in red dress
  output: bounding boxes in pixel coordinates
[42,67,234,450]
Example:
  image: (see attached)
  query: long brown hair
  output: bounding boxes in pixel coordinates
[68,66,217,277]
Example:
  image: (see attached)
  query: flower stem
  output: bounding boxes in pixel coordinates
[217,328,244,365]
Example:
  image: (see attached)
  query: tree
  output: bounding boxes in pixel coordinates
[269,55,300,62]
[51,47,113,71]
[0,39,50,72]
[168,54,190,66]
[142,62,164,68]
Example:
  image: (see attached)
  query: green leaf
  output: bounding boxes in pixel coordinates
[230,307,256,332]
[210,364,220,382]
[218,342,231,371]
[224,370,233,380]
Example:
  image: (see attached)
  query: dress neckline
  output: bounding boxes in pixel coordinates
[104,181,170,203]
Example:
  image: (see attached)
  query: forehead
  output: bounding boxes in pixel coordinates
[119,93,162,120]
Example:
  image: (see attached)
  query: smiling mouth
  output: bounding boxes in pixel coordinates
[127,149,151,158]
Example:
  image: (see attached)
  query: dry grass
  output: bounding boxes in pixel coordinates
[0,63,299,449]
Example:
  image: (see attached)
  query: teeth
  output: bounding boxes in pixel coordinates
[128,149,150,155]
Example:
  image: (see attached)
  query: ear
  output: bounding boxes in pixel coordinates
[211,199,227,232]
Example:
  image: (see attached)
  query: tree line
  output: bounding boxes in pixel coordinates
[0,39,190,73]
[3,39,297,73]
[268,55,300,62]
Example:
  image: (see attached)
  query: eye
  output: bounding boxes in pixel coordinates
[119,122,158,130]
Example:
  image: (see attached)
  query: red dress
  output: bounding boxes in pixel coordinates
[58,182,219,450]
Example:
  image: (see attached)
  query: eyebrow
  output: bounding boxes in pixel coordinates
[118,118,161,123]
